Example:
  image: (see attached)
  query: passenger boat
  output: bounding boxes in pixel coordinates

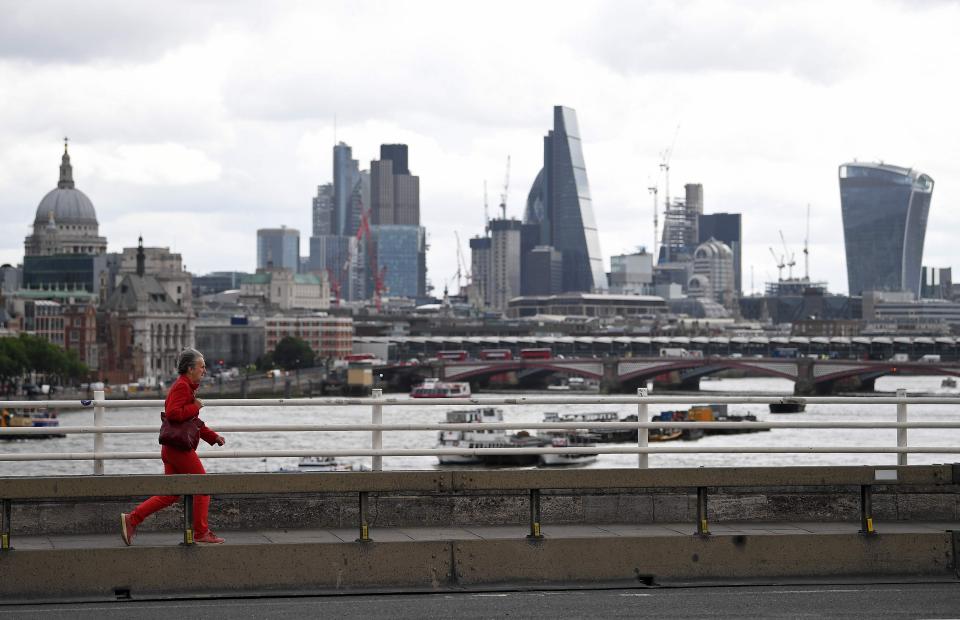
[436,407,505,464]
[476,432,550,466]
[411,378,472,398]
[0,408,64,439]
[538,432,598,466]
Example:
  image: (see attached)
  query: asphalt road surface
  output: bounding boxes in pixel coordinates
[3,583,960,619]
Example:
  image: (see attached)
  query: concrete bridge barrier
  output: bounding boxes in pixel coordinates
[1,466,957,602]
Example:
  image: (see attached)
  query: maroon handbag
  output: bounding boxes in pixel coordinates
[158,412,203,451]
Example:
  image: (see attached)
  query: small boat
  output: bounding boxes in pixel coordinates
[297,456,360,472]
[769,400,806,413]
[538,432,598,466]
[436,407,505,465]
[941,377,957,388]
[411,378,472,398]
[0,408,64,439]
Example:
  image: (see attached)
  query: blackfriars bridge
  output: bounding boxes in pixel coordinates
[382,356,960,394]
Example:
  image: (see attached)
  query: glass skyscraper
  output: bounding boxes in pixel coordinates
[523,106,607,292]
[371,225,425,299]
[838,162,934,297]
[257,227,300,272]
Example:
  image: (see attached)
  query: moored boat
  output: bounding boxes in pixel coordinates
[542,411,633,443]
[769,400,806,413]
[0,408,64,439]
[297,455,359,472]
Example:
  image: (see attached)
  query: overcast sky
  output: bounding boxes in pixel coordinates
[1,0,958,296]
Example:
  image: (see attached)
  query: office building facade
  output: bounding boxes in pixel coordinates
[257,227,300,272]
[371,225,425,299]
[839,162,934,297]
[489,218,522,311]
[523,106,607,293]
[698,212,742,295]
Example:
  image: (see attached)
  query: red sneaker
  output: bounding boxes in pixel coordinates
[194,531,225,544]
[120,513,136,546]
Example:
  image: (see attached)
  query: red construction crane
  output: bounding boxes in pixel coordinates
[355,199,387,310]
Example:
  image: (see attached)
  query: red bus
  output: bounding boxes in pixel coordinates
[344,353,376,363]
[479,349,513,360]
[519,348,552,360]
[436,350,468,361]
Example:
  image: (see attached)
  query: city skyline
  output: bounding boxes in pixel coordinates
[0,1,958,295]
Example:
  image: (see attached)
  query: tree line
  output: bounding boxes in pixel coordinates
[0,334,88,395]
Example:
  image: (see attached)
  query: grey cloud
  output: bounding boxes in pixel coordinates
[0,0,264,63]
[582,1,860,84]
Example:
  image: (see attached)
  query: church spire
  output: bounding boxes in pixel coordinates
[58,137,74,189]
[136,235,145,277]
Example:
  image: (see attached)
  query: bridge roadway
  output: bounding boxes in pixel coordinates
[381,356,960,394]
[0,466,957,603]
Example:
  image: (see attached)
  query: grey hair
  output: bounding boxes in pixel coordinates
[177,348,204,375]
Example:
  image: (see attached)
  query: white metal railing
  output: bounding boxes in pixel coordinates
[2,388,959,473]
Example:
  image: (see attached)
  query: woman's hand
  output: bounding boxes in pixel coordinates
[195,397,204,409]
[215,435,226,446]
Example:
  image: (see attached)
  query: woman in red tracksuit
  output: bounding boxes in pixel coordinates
[120,348,226,545]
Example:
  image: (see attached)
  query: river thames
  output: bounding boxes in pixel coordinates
[2,375,959,477]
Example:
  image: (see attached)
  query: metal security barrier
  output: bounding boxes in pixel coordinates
[3,389,960,474]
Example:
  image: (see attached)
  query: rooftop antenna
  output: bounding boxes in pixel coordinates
[498,155,510,219]
[647,184,659,260]
[803,204,811,281]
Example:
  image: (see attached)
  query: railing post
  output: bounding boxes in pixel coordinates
[637,387,649,469]
[93,389,105,475]
[371,388,383,471]
[182,495,194,545]
[356,491,371,542]
[527,489,543,539]
[1,499,11,550]
[896,387,908,466]
[859,485,876,536]
[696,487,710,536]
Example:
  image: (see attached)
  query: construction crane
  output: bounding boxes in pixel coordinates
[498,155,510,219]
[483,180,489,231]
[658,123,680,263]
[453,231,470,294]
[769,247,785,282]
[647,185,658,260]
[779,230,796,280]
[355,198,388,311]
[803,204,811,281]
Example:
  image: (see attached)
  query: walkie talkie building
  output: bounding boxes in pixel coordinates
[838,162,934,297]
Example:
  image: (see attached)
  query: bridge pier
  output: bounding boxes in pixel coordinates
[600,359,621,394]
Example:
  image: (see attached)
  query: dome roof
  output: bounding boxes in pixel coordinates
[35,187,97,226]
[33,143,98,226]
[694,237,732,259]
